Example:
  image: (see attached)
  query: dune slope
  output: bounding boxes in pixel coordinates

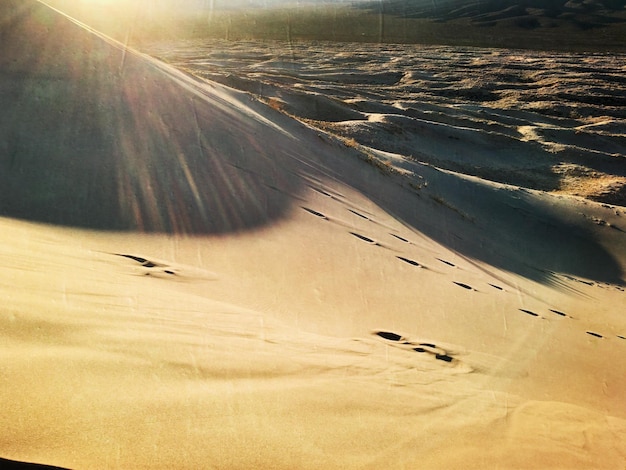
[2,1,626,469]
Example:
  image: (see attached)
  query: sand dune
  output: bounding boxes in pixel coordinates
[2,1,626,469]
[149,39,626,205]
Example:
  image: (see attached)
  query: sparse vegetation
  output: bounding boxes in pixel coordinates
[265,97,287,113]
[343,137,359,149]
[339,137,396,175]
[429,194,475,222]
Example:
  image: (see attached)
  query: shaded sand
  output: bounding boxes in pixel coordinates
[2,1,626,469]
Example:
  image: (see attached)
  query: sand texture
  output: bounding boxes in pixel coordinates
[2,1,626,469]
[148,39,626,206]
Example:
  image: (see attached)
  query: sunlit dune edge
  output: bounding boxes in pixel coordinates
[2,1,626,468]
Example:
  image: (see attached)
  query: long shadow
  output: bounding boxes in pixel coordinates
[291,114,626,287]
[1,0,624,287]
[358,162,626,287]
[1,0,303,234]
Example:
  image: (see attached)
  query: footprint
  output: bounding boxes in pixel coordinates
[373,331,457,364]
[309,180,346,198]
[310,186,333,197]
[348,208,395,231]
[350,232,377,244]
[453,282,473,291]
[412,347,453,362]
[308,185,345,202]
[115,254,165,269]
[586,331,603,339]
[375,331,404,341]
[348,209,369,220]
[397,256,423,268]
[112,253,217,281]
[519,309,539,317]
[390,233,410,243]
[437,258,455,267]
[225,161,256,175]
[549,309,567,317]
[302,207,327,219]
[115,253,178,277]
[564,275,595,286]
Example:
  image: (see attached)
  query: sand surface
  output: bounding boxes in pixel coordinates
[148,39,626,205]
[2,1,626,469]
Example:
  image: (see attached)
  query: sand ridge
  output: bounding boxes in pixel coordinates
[149,39,626,205]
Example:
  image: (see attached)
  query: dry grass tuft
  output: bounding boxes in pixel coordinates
[265,97,287,113]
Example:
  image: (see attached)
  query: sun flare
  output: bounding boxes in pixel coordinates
[3,0,626,468]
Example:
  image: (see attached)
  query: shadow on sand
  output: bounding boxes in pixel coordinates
[1,0,624,287]
[358,161,626,287]
[0,457,70,470]
[1,0,302,234]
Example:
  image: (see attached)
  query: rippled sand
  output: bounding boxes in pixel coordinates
[149,39,626,204]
